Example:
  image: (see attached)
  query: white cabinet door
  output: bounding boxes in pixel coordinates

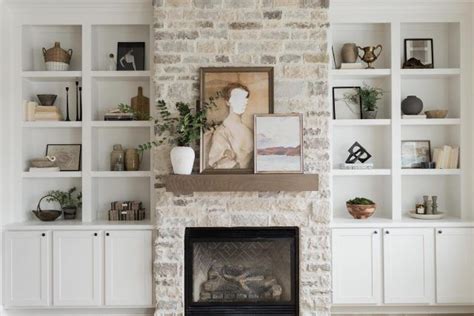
[383,228,434,304]
[332,228,382,304]
[105,230,152,306]
[436,228,474,304]
[4,231,50,307]
[53,231,102,306]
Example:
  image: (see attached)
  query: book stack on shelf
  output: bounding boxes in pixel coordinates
[340,63,364,69]
[108,200,146,221]
[402,114,426,119]
[433,145,459,169]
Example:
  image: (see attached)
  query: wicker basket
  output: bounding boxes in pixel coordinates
[42,42,73,71]
[32,195,62,221]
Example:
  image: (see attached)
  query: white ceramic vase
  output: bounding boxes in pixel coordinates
[170,146,195,175]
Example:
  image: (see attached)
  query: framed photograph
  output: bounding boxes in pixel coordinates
[332,87,362,119]
[254,114,303,174]
[46,144,82,171]
[117,42,145,71]
[401,140,431,169]
[404,39,434,68]
[199,67,274,174]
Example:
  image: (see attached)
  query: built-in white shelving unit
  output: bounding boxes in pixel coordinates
[330,17,472,224]
[11,13,155,225]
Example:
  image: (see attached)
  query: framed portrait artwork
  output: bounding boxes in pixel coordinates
[46,144,82,171]
[332,87,362,119]
[401,140,431,168]
[404,38,434,68]
[199,67,274,174]
[254,114,303,174]
[117,42,145,71]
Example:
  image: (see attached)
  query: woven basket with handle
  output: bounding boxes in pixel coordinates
[42,42,73,64]
[32,195,62,222]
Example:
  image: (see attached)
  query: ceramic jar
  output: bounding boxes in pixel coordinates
[402,96,423,115]
[341,43,358,63]
[170,146,195,175]
[125,148,140,171]
[110,144,125,171]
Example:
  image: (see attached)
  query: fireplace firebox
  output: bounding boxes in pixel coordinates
[185,227,299,316]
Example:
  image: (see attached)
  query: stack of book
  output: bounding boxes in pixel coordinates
[340,63,364,69]
[402,114,426,119]
[432,145,460,169]
[34,105,62,121]
[108,200,145,221]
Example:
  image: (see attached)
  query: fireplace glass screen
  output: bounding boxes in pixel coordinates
[193,239,292,303]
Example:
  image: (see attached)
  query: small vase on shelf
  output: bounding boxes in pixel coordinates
[170,146,195,175]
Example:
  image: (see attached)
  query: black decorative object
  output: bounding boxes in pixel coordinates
[117,42,145,71]
[402,95,423,115]
[75,81,79,121]
[404,39,434,69]
[65,87,70,121]
[345,141,372,164]
[79,86,82,121]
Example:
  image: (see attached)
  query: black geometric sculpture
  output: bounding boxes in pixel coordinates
[345,141,372,164]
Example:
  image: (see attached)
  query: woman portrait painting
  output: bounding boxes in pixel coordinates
[200,67,274,173]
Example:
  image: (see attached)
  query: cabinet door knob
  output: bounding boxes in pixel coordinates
[94,233,98,236]
[106,232,110,236]
[41,233,46,237]
[373,230,378,234]
[438,230,443,234]
[385,231,390,234]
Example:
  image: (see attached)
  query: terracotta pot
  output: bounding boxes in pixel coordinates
[346,203,376,219]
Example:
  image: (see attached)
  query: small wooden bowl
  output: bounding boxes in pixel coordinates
[346,203,376,219]
[425,110,448,119]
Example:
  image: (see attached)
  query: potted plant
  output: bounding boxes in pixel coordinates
[138,99,215,175]
[346,197,376,219]
[346,84,384,119]
[46,187,82,220]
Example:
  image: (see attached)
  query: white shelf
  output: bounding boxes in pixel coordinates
[22,121,82,128]
[91,71,151,80]
[332,119,391,126]
[91,171,152,178]
[333,169,391,176]
[401,119,460,126]
[3,220,154,230]
[91,121,152,128]
[21,71,82,81]
[330,68,391,79]
[331,215,473,228]
[400,68,461,79]
[22,172,82,178]
[401,169,461,176]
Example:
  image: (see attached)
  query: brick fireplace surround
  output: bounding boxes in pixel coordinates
[152,0,331,315]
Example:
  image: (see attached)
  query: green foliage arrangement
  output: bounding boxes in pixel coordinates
[117,103,151,121]
[345,83,384,111]
[138,97,217,153]
[346,197,375,205]
[46,187,82,209]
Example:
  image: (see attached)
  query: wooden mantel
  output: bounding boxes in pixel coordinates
[163,174,318,194]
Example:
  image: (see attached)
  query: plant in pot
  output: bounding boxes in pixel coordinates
[347,84,384,119]
[138,99,215,175]
[346,197,376,219]
[46,187,82,220]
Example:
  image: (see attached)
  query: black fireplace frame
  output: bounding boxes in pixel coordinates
[184,227,299,316]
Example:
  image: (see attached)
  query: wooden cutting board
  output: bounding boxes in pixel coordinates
[131,86,149,118]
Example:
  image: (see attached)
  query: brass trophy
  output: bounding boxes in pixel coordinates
[357,45,383,69]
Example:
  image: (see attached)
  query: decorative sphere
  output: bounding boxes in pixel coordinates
[401,96,423,115]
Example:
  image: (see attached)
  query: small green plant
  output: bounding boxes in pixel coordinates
[138,97,218,153]
[346,197,375,205]
[117,103,151,121]
[46,187,82,209]
[345,84,384,112]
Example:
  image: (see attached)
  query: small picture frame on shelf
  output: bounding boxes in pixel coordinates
[116,42,145,71]
[254,113,303,174]
[46,144,82,171]
[404,38,434,68]
[401,140,431,169]
[332,86,362,120]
